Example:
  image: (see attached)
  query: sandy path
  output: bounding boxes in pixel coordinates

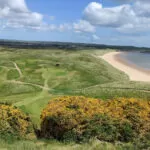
[13,62,23,77]
[100,52,150,82]
[7,80,52,91]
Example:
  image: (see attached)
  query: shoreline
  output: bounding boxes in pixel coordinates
[100,52,150,82]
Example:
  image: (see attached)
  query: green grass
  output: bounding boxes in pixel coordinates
[0,139,138,150]
[0,48,150,149]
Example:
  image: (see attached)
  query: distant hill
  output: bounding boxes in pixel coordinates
[0,39,150,51]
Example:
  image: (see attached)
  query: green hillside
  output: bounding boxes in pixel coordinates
[0,47,150,149]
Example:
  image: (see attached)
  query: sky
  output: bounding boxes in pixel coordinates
[1,0,150,47]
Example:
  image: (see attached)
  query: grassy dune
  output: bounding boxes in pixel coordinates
[0,47,150,149]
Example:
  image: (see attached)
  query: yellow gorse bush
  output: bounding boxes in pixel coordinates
[41,96,106,140]
[105,98,150,136]
[41,96,105,128]
[0,104,33,138]
[40,96,150,142]
[106,98,150,120]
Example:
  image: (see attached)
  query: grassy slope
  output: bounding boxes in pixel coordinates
[0,47,150,149]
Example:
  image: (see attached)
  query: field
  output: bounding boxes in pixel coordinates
[0,47,150,149]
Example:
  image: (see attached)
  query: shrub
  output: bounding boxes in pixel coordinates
[40,96,106,141]
[40,96,150,142]
[105,98,150,140]
[0,104,33,140]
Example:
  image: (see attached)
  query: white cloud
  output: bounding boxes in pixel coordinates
[0,0,72,32]
[58,23,72,32]
[92,34,100,40]
[1,0,150,41]
[0,0,43,29]
[27,23,72,32]
[83,1,150,33]
[73,20,95,33]
[134,0,150,17]
[83,2,136,27]
[0,0,28,12]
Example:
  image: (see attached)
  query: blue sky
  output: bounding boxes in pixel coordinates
[1,0,150,47]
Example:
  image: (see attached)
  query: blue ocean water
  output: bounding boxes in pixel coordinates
[120,52,150,70]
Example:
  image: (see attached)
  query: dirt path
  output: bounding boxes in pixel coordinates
[42,69,50,92]
[14,69,52,106]
[0,65,14,69]
[13,62,23,77]
[6,80,52,91]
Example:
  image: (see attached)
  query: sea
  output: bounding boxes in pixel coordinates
[119,52,150,71]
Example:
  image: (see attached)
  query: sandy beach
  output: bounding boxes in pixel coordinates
[100,52,150,82]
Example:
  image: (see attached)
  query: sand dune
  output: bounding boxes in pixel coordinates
[100,52,150,82]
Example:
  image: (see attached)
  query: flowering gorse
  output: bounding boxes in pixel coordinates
[41,96,150,142]
[0,104,33,139]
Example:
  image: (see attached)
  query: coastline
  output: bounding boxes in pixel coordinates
[100,52,150,82]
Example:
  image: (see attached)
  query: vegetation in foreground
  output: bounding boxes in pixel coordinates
[0,47,150,149]
[0,138,140,150]
[0,96,150,150]
[0,104,34,141]
[41,96,150,144]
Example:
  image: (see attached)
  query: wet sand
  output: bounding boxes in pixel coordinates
[100,52,150,82]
